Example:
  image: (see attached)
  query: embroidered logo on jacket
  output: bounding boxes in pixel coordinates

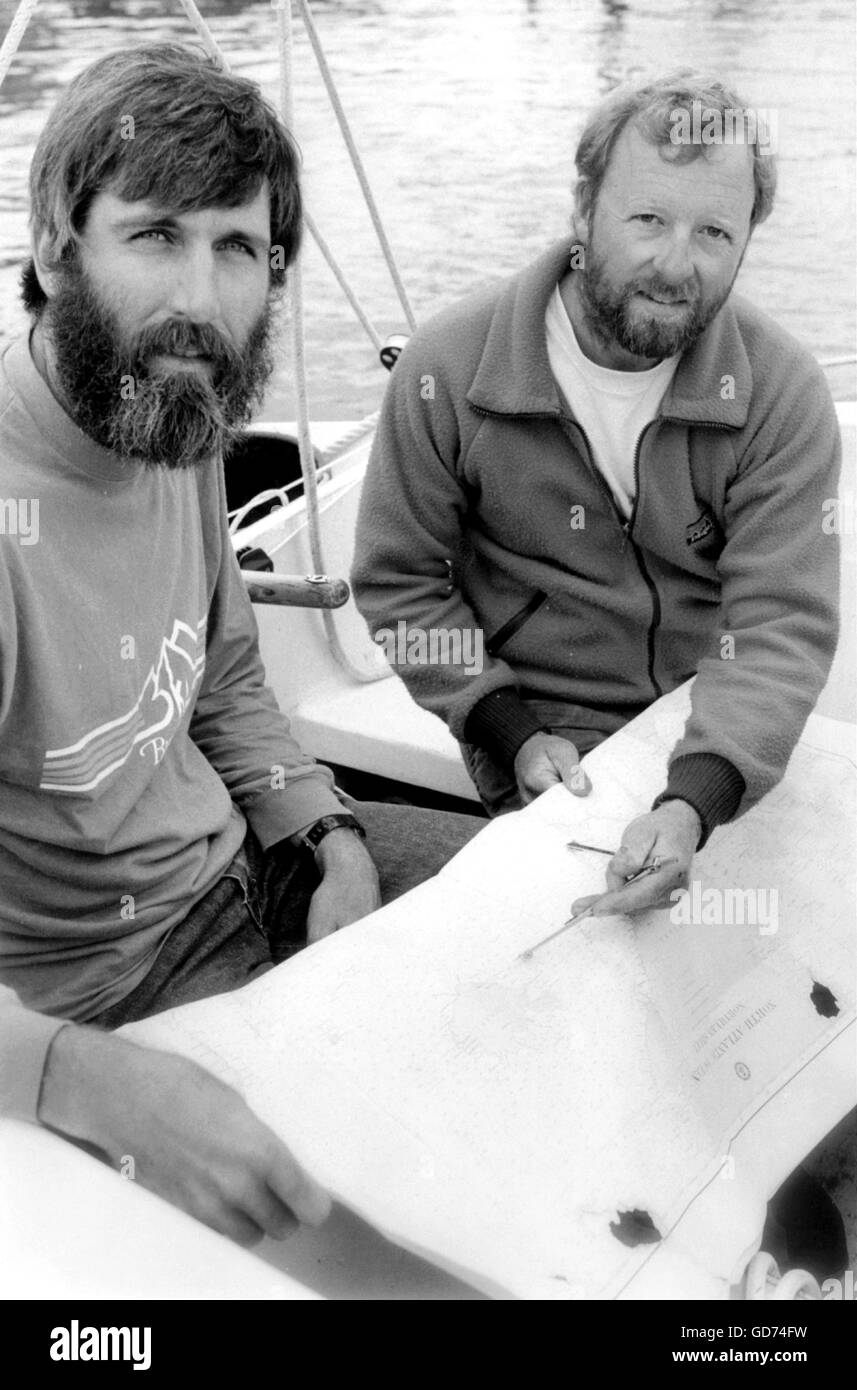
[40,617,207,792]
[686,512,715,546]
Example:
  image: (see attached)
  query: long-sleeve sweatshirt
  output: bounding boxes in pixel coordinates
[352,241,841,840]
[0,333,344,1120]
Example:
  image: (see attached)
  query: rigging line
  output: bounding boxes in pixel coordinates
[175,0,228,67]
[228,487,291,536]
[295,0,417,333]
[167,0,387,682]
[274,0,389,685]
[304,209,383,353]
[0,0,41,89]
[315,410,381,468]
[274,0,321,578]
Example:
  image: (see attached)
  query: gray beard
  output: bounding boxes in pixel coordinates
[106,369,250,470]
[575,248,736,361]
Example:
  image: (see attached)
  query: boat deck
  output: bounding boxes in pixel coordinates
[239,405,856,799]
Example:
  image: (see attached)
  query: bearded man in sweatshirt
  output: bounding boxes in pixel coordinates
[0,44,481,1246]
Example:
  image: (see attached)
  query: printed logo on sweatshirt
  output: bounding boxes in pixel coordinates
[40,616,207,792]
[686,511,715,546]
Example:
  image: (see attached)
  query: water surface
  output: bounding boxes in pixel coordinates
[1,0,854,417]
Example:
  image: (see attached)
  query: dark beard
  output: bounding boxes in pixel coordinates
[576,242,737,360]
[44,265,276,468]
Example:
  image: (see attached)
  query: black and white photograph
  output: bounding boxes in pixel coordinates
[0,0,854,1343]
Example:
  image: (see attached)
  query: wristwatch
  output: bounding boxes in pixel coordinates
[296,813,366,857]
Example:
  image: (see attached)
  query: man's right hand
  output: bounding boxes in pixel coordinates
[38,1024,330,1246]
[513,732,592,804]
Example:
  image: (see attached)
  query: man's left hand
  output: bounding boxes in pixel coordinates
[569,799,701,919]
[306,829,382,944]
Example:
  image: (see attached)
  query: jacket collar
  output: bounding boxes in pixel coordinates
[467,239,753,429]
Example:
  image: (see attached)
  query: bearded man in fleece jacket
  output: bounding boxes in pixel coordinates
[352,72,841,926]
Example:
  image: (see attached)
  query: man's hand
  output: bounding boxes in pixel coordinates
[569,798,701,919]
[513,732,592,804]
[306,828,382,945]
[39,1025,331,1246]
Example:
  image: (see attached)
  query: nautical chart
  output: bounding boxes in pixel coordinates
[122,682,856,1300]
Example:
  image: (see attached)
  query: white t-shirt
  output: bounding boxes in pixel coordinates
[545,285,679,520]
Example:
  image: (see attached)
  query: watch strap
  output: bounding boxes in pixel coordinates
[298,813,366,855]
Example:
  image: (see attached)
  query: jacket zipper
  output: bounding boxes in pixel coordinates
[555,414,629,535]
[624,415,737,700]
[470,404,735,704]
[558,412,665,702]
[626,421,662,700]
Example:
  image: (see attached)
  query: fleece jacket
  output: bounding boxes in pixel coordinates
[352,241,841,839]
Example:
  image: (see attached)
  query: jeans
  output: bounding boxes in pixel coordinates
[90,799,482,1030]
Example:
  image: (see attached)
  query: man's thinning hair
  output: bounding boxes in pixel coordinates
[574,70,777,229]
[22,43,301,314]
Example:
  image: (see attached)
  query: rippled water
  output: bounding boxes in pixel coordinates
[1,0,854,418]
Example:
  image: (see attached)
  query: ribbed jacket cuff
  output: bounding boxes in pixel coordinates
[463,688,548,767]
[652,753,745,849]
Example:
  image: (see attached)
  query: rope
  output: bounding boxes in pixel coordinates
[0,0,40,88]
[274,0,320,576]
[315,409,380,467]
[273,0,388,684]
[228,487,290,536]
[295,0,417,333]
[175,0,228,67]
[743,1252,822,1300]
[304,210,383,353]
